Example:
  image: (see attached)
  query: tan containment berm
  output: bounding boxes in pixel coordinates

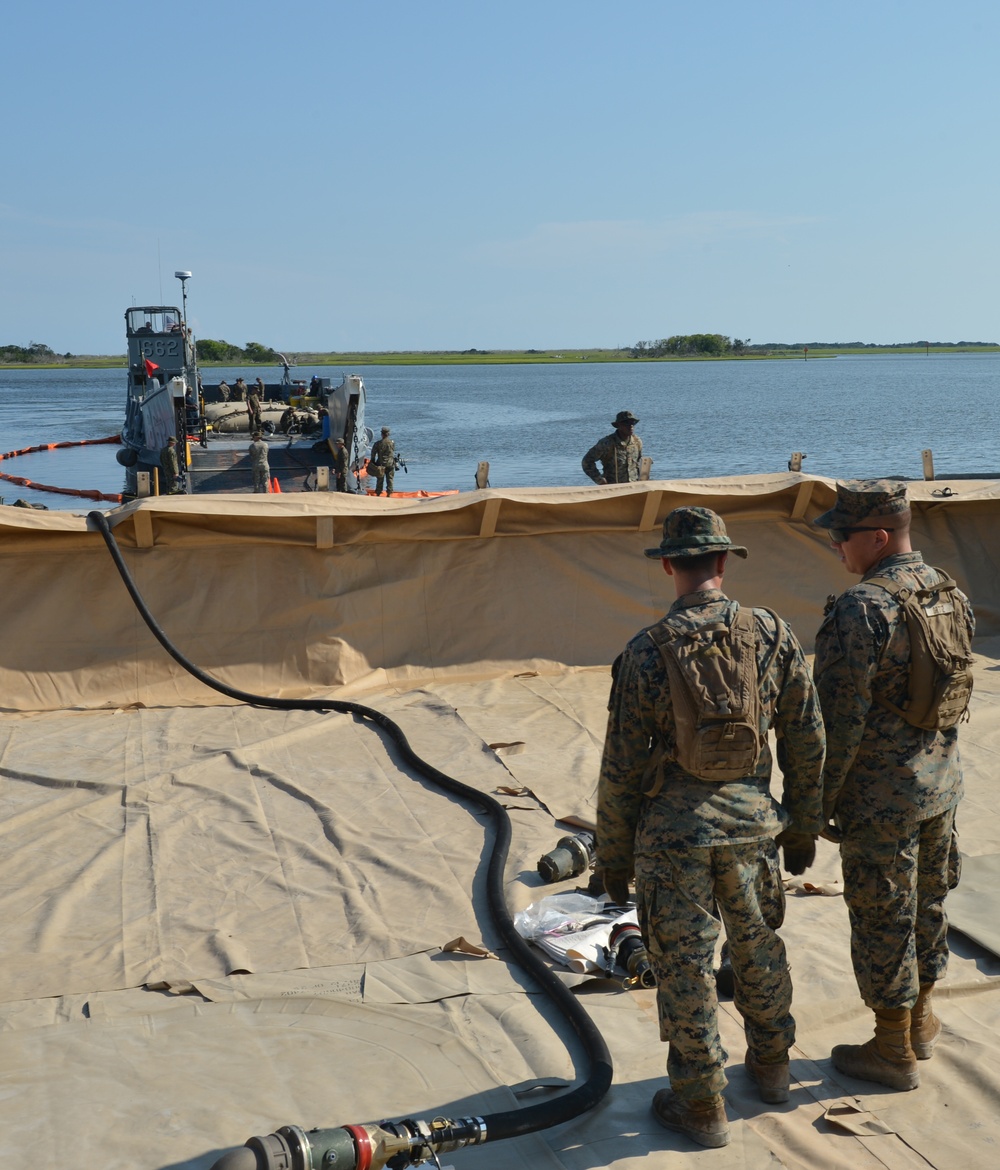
[1,472,998,712]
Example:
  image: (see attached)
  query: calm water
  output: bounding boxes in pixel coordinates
[1,356,998,510]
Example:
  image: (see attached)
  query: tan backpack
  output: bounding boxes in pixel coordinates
[867,572,974,731]
[644,605,781,783]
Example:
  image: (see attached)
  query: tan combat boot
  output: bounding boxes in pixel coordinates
[651,1089,730,1148]
[911,983,942,1059]
[831,1007,920,1091]
[745,1052,790,1103]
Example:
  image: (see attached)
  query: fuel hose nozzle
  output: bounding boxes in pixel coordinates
[607,920,656,990]
[537,830,595,883]
[210,1115,488,1170]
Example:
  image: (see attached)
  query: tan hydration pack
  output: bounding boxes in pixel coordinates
[645,605,781,783]
[868,571,974,731]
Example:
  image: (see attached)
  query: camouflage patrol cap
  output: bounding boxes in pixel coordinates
[612,410,639,426]
[812,478,909,530]
[644,506,748,559]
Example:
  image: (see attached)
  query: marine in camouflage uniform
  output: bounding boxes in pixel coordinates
[246,386,263,432]
[812,479,974,1090]
[334,438,349,492]
[370,427,395,496]
[597,507,825,1147]
[582,409,644,484]
[160,437,182,494]
[248,431,271,493]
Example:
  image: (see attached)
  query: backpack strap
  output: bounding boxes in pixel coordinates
[753,607,785,688]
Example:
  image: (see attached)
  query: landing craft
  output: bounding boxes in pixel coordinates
[117,275,372,496]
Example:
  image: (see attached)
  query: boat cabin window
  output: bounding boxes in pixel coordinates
[126,308,182,336]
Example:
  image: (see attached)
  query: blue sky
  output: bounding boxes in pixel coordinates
[2,1,998,353]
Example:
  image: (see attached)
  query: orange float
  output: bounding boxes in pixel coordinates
[0,434,123,503]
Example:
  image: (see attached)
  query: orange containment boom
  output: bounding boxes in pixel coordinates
[0,434,123,503]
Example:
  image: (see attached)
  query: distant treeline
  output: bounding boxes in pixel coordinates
[629,335,998,357]
[0,342,74,362]
[196,339,281,363]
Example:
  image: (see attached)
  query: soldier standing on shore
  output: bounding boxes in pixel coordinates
[582,410,644,484]
[812,480,974,1091]
[597,507,825,1148]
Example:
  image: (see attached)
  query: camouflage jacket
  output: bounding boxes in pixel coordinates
[371,437,395,467]
[160,444,179,476]
[814,551,974,828]
[597,589,825,870]
[248,438,270,469]
[582,433,643,484]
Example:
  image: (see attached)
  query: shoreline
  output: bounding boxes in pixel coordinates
[4,344,1000,371]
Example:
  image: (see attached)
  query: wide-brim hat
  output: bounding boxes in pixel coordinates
[644,506,748,559]
[812,478,909,530]
[613,410,639,427]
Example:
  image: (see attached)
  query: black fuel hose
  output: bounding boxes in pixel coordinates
[88,510,612,1146]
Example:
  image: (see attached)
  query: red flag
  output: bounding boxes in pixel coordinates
[144,358,159,377]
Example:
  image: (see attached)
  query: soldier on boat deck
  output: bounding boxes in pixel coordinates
[370,427,396,496]
[248,431,270,494]
[160,436,183,494]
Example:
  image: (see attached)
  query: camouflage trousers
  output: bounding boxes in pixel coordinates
[635,840,792,1100]
[840,807,960,1010]
[374,467,394,495]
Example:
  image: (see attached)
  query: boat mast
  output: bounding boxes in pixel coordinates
[174,270,192,329]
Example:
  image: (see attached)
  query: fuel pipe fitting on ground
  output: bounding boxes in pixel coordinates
[536,829,595,883]
[212,1116,489,1170]
[606,920,656,991]
[88,511,612,1170]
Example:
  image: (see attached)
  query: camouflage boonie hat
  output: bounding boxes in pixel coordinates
[612,410,639,426]
[644,506,749,559]
[812,478,909,530]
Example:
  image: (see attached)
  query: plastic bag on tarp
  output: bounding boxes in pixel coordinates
[513,892,638,974]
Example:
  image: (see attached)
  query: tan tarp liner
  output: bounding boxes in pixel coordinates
[1,476,999,1170]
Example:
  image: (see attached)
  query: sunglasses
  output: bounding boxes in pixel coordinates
[829,525,895,543]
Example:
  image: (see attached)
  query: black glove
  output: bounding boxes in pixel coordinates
[775,830,816,876]
[598,868,632,907]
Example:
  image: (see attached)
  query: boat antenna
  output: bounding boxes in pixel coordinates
[175,270,193,327]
